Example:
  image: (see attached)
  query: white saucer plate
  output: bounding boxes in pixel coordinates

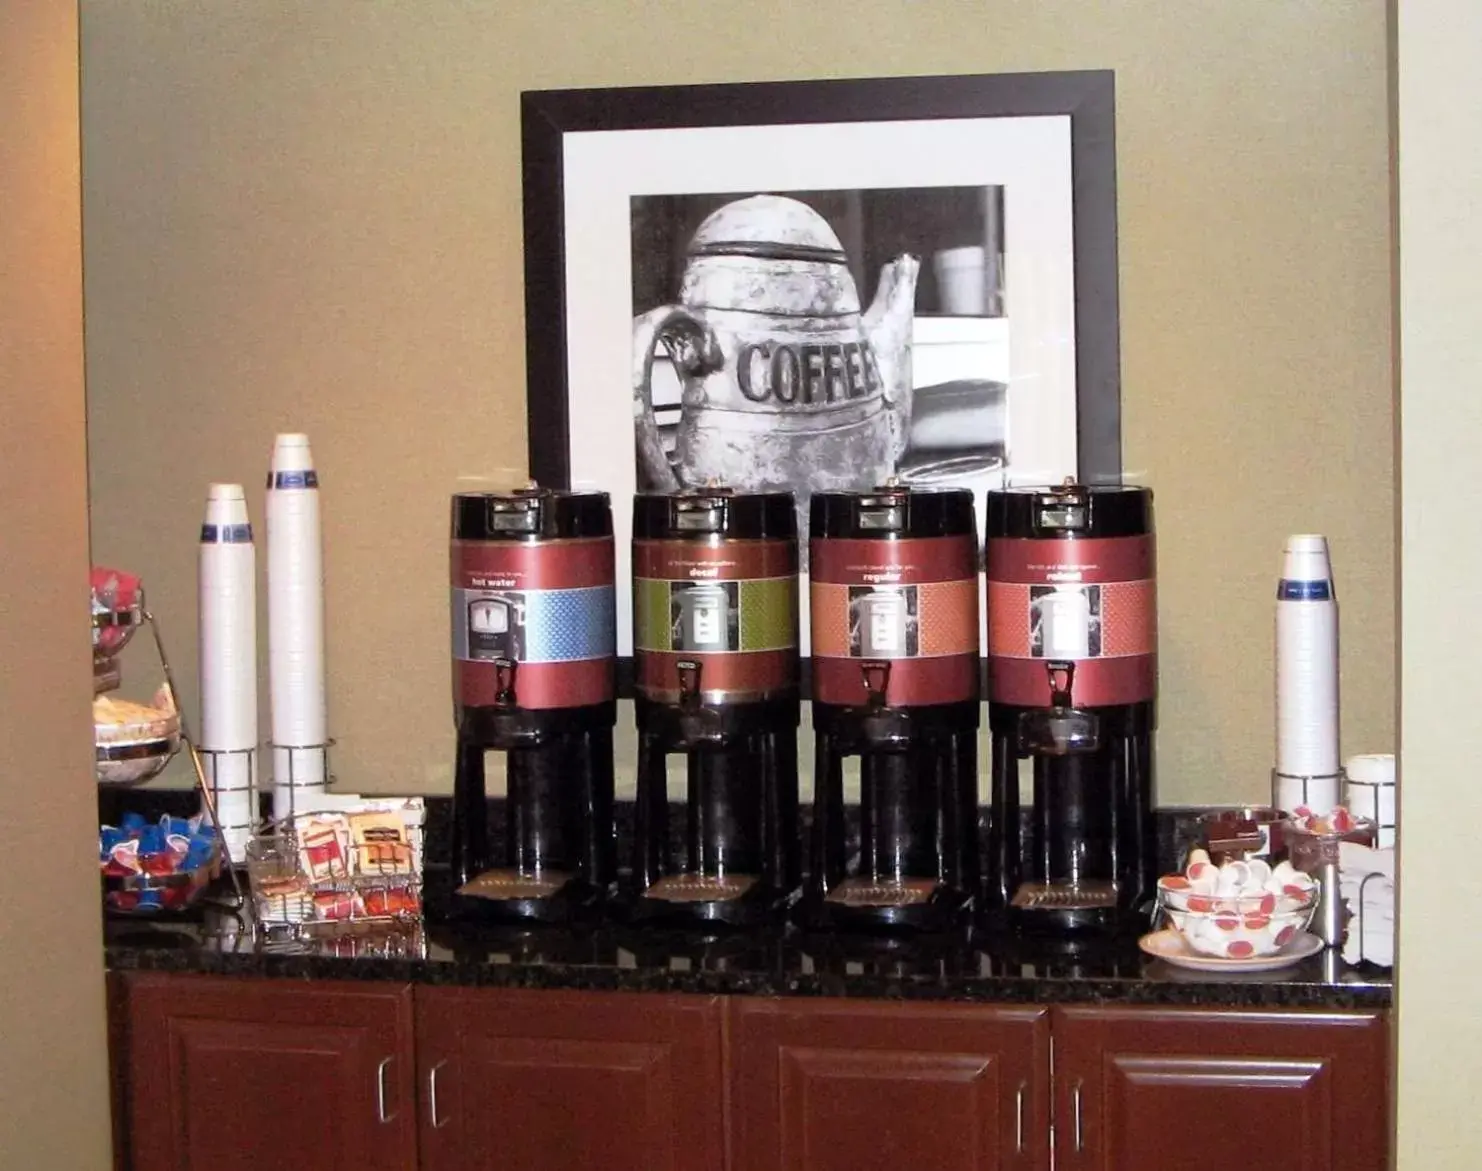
[1138,928,1324,973]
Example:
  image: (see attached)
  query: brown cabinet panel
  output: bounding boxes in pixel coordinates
[107,974,129,1171]
[731,997,1050,1171]
[415,986,725,1171]
[1053,1007,1388,1171]
[122,973,417,1171]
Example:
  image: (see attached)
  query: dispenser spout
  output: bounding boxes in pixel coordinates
[676,658,703,708]
[1047,661,1076,708]
[861,660,892,709]
[494,658,518,707]
[1018,661,1101,755]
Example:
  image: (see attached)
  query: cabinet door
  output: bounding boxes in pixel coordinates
[107,973,130,1171]
[1053,1007,1389,1171]
[415,986,725,1171]
[730,997,1051,1171]
[123,973,416,1171]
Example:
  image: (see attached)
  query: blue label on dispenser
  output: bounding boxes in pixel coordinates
[454,585,615,664]
[1277,580,1332,601]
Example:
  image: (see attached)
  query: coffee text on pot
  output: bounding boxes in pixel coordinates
[736,339,881,405]
[633,194,919,498]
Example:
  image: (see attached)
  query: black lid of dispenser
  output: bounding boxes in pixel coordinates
[984,482,1152,540]
[452,486,612,542]
[810,485,976,539]
[633,488,796,540]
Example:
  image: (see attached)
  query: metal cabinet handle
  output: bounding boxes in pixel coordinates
[375,1056,395,1124]
[1071,1079,1084,1153]
[429,1059,449,1129]
[1014,1081,1026,1153]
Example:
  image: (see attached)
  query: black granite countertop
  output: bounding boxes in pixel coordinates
[101,794,1392,1010]
[104,895,1392,1011]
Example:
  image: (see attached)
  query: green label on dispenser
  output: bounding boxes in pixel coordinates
[634,577,672,650]
[633,576,795,653]
[738,578,795,649]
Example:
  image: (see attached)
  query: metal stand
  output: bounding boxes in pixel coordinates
[265,740,336,827]
[142,607,247,908]
[1343,774,1396,846]
[196,745,260,845]
[1271,768,1346,809]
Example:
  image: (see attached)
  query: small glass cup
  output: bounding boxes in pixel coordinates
[244,834,298,885]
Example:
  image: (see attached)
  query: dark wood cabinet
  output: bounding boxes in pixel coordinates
[730,998,1051,1171]
[415,986,726,1171]
[1052,1007,1389,1171]
[121,973,417,1171]
[109,973,1389,1171]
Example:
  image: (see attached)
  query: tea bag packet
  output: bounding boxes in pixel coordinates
[348,810,413,876]
[363,885,420,917]
[296,814,351,881]
[312,888,366,922]
[256,873,314,923]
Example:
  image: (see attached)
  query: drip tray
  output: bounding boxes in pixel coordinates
[458,868,572,901]
[644,874,757,903]
[1011,880,1118,910]
[825,877,939,908]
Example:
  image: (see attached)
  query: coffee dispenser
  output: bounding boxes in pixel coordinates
[984,482,1157,934]
[802,485,980,931]
[447,487,617,922]
[628,488,801,925]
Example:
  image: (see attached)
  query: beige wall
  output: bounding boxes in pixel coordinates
[81,0,1393,806]
[1395,0,1481,1166]
[0,0,113,1165]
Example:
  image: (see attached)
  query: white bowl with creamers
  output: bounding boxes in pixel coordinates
[1156,849,1319,960]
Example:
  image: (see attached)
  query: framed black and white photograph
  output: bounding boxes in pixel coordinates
[522,71,1122,656]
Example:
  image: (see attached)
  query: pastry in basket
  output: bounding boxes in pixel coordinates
[93,693,180,745]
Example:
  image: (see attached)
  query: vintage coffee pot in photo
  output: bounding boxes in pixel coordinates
[633,194,920,500]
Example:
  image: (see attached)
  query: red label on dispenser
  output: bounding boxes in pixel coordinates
[451,537,615,710]
[985,535,1156,707]
[810,536,979,707]
[452,538,614,591]
[985,536,1153,584]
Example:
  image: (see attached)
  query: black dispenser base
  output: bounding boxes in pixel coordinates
[803,699,980,935]
[447,703,616,928]
[622,884,797,930]
[984,700,1158,937]
[983,902,1153,938]
[795,885,974,935]
[442,878,606,927]
[625,696,800,929]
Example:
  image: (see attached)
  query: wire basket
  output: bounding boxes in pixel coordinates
[245,805,423,929]
[103,835,223,915]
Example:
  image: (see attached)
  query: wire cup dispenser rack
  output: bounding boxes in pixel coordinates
[1270,768,1346,812]
[195,745,259,855]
